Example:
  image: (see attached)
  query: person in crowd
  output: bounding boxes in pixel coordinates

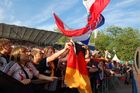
[31,48,44,74]
[31,42,72,93]
[124,61,133,85]
[31,42,71,76]
[104,50,111,61]
[87,59,99,93]
[44,46,57,77]
[7,46,56,84]
[56,48,70,92]
[7,46,59,93]
[0,38,12,71]
[82,45,91,63]
[43,46,61,92]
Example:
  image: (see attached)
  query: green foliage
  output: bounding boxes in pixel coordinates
[56,26,140,61]
[95,26,140,61]
[53,27,60,32]
[95,31,112,51]
[58,36,69,44]
[53,28,69,44]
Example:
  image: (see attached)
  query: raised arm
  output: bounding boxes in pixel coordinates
[46,42,71,63]
[38,74,57,81]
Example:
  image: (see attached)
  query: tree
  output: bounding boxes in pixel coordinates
[113,27,140,60]
[57,26,140,61]
[93,31,112,51]
[95,26,140,61]
[53,28,69,44]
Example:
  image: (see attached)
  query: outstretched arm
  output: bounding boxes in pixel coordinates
[38,74,57,81]
[46,42,72,63]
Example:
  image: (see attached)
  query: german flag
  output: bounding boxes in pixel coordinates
[64,42,92,93]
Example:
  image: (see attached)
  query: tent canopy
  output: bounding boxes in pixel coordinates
[112,54,120,63]
[0,23,63,46]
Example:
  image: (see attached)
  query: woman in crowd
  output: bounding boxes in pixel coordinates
[31,48,44,75]
[31,42,71,93]
[31,42,71,76]
[7,46,59,93]
[0,38,12,71]
[7,46,56,84]
[124,61,133,85]
[7,47,56,93]
[32,46,57,76]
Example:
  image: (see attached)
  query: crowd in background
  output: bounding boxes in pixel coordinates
[0,38,133,93]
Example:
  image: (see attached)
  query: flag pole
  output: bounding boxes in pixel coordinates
[94,37,96,46]
[93,29,98,46]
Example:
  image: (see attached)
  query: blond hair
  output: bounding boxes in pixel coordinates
[31,48,41,56]
[0,38,11,51]
[44,46,55,56]
[10,46,27,62]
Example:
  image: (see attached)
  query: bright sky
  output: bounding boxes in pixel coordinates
[0,0,139,31]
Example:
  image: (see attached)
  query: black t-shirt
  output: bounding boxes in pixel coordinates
[34,57,51,76]
[33,58,59,76]
[87,60,99,79]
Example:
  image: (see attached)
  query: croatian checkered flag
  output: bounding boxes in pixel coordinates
[53,0,110,39]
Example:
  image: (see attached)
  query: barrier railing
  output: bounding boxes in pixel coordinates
[96,74,132,93]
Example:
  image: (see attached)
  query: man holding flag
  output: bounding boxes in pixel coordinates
[53,0,110,93]
[65,40,92,93]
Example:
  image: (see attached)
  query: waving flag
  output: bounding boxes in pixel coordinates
[83,0,96,13]
[93,29,98,39]
[81,36,91,45]
[73,33,91,45]
[65,42,92,93]
[53,13,89,37]
[87,0,110,25]
[53,0,110,37]
[73,14,105,45]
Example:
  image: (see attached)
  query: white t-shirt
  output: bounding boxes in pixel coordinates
[0,57,8,71]
[8,62,39,81]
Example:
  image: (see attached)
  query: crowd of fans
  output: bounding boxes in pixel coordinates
[0,38,133,93]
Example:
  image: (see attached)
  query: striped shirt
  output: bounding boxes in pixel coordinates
[8,62,39,81]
